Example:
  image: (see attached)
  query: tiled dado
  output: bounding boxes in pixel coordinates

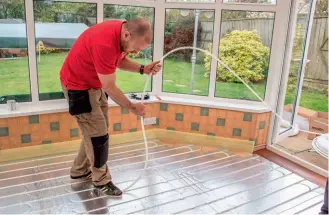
[158,103,271,148]
[0,102,270,151]
[0,103,160,150]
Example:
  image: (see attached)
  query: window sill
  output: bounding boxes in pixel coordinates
[0,95,270,118]
[158,96,270,113]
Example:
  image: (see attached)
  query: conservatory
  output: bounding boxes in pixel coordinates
[0,0,328,214]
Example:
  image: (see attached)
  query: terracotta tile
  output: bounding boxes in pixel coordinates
[216,109,227,118]
[191,114,201,123]
[50,131,62,143]
[70,119,78,129]
[175,105,184,113]
[109,107,121,116]
[21,125,30,134]
[0,118,8,127]
[258,112,267,121]
[152,104,160,116]
[206,125,216,133]
[122,121,131,130]
[209,109,217,118]
[256,130,265,146]
[192,106,200,115]
[60,128,70,141]
[167,104,176,116]
[18,116,29,125]
[121,114,131,123]
[200,123,209,133]
[9,135,21,148]
[215,126,227,137]
[208,117,217,126]
[28,123,40,133]
[39,114,49,124]
[183,106,193,115]
[200,116,209,125]
[7,117,20,135]
[111,116,122,124]
[227,110,243,120]
[159,112,168,123]
[0,136,10,149]
[175,121,184,131]
[31,132,41,145]
[48,113,60,122]
[59,112,72,125]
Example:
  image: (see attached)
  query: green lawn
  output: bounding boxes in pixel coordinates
[0,53,327,112]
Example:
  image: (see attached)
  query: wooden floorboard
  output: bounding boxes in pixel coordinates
[255,149,327,188]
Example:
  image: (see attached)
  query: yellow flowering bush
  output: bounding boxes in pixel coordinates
[204,30,270,83]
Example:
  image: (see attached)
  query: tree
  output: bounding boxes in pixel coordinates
[0,0,25,20]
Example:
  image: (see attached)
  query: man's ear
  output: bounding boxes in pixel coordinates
[123,31,131,40]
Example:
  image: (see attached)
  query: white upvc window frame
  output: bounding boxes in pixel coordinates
[1,0,292,137]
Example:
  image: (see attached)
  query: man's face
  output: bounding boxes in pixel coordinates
[121,30,151,54]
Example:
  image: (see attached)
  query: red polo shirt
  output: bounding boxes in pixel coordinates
[60,19,127,90]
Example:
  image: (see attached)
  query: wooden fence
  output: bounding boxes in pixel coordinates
[200,16,328,91]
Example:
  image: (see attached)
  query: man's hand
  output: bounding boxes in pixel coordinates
[130,103,146,116]
[144,61,162,75]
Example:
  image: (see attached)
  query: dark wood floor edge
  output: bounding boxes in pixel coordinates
[255,149,327,188]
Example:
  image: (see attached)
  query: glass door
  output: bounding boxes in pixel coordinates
[273,0,317,142]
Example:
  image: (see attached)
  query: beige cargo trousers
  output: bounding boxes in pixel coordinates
[62,84,111,186]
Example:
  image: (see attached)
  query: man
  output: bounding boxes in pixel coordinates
[60,18,161,197]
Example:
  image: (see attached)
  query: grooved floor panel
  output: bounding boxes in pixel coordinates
[0,140,325,214]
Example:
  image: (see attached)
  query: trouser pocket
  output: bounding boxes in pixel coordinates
[68,89,92,115]
[91,134,109,168]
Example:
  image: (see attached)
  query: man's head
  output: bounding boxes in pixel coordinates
[120,18,152,54]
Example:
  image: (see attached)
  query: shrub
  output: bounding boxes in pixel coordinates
[204,30,270,83]
[164,22,202,61]
[36,41,57,54]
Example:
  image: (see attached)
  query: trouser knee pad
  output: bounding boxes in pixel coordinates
[91,134,109,168]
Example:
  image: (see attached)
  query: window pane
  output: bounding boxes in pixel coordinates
[33,1,97,100]
[215,10,275,100]
[0,0,31,104]
[162,9,215,96]
[104,5,154,94]
[223,0,276,4]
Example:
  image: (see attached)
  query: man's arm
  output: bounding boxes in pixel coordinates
[97,72,132,109]
[118,57,162,75]
[117,57,141,73]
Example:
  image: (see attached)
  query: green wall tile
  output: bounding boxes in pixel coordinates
[160,103,168,111]
[70,128,79,137]
[42,140,52,144]
[243,113,252,122]
[29,115,39,124]
[113,123,122,131]
[191,123,200,131]
[50,122,60,131]
[21,134,31,144]
[200,107,209,116]
[121,107,129,114]
[260,121,266,129]
[129,128,137,132]
[233,128,242,136]
[175,113,184,121]
[216,118,225,126]
[0,127,9,137]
